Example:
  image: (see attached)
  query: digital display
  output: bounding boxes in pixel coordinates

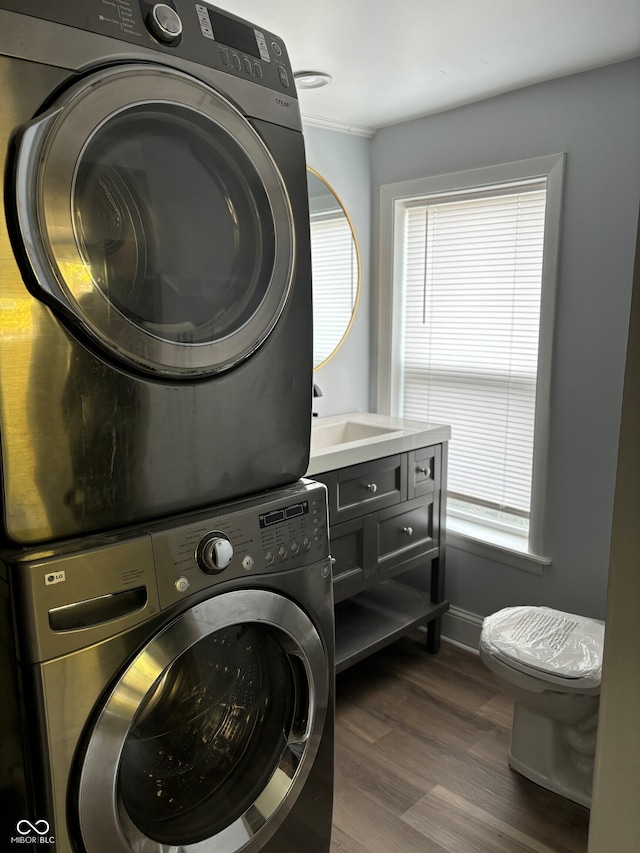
[259,501,309,528]
[208,10,260,58]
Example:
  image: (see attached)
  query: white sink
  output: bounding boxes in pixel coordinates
[310,419,400,453]
[307,412,451,475]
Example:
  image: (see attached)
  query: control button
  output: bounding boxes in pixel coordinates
[197,532,234,574]
[147,4,182,43]
[265,550,275,564]
[321,562,331,578]
[290,541,300,555]
[253,63,263,79]
[195,3,214,39]
[271,41,283,56]
[254,29,270,62]
[303,536,312,550]
[232,54,241,70]
[278,545,288,559]
[242,555,254,571]
[277,66,290,87]
[220,48,230,65]
[243,57,252,74]
[175,576,190,593]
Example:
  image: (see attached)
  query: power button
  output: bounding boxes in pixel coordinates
[175,576,190,593]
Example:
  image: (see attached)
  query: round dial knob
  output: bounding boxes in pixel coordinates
[148,4,183,43]
[197,533,234,574]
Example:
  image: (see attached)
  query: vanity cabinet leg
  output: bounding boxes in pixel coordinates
[427,550,446,653]
[426,615,442,653]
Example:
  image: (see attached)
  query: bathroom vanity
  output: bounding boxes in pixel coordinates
[307,413,451,672]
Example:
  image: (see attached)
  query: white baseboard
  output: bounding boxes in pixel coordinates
[441,606,485,651]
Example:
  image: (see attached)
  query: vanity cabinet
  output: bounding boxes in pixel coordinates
[313,442,449,673]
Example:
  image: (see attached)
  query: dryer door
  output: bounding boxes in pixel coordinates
[14,64,295,377]
[74,588,329,853]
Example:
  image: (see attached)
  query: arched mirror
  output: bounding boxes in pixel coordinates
[307,168,360,369]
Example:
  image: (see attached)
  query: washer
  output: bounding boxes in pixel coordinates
[0,1,313,545]
[0,479,334,852]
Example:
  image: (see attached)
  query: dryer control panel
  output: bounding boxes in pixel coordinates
[0,0,298,100]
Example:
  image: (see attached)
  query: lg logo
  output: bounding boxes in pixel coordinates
[11,819,55,845]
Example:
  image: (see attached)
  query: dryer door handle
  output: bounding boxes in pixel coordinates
[14,107,74,310]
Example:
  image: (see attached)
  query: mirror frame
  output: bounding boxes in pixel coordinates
[307,167,361,371]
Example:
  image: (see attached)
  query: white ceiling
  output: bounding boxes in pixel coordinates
[209,0,640,134]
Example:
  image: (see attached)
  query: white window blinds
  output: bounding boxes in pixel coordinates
[400,182,547,523]
[310,212,357,367]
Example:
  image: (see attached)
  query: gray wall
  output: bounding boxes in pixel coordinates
[305,59,640,627]
[371,58,640,623]
[303,124,372,417]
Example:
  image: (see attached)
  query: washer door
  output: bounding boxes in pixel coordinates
[14,65,295,377]
[75,589,329,852]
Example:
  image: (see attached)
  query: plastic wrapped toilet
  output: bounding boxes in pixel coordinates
[479,606,605,808]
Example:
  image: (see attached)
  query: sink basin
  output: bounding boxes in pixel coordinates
[307,412,451,476]
[310,419,399,453]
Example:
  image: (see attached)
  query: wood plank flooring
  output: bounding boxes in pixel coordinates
[330,633,591,853]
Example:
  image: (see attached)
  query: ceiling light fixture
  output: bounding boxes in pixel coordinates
[294,71,333,90]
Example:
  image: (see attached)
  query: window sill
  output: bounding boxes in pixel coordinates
[446,517,551,576]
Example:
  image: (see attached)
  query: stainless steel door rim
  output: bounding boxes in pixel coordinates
[14,64,295,377]
[76,588,329,852]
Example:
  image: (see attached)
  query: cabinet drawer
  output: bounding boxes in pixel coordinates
[335,455,406,523]
[408,446,437,499]
[375,496,435,577]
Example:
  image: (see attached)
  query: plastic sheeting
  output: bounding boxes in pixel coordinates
[481,606,605,681]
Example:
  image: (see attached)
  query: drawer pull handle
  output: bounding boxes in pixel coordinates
[366,483,378,493]
[416,466,431,477]
[402,526,414,536]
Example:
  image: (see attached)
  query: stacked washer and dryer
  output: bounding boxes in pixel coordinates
[0,3,334,852]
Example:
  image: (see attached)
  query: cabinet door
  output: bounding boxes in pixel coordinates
[329,516,374,603]
[374,495,436,579]
[407,446,437,499]
[335,455,406,524]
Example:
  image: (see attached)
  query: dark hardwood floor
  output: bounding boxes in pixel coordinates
[330,633,591,853]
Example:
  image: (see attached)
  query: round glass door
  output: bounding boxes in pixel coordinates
[119,625,298,844]
[14,65,295,377]
[75,589,329,853]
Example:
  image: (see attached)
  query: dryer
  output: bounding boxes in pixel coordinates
[0,1,313,544]
[0,478,334,852]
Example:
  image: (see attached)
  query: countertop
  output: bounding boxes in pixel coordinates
[306,412,451,476]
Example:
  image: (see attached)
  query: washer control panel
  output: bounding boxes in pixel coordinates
[11,480,329,660]
[259,499,314,565]
[151,480,329,609]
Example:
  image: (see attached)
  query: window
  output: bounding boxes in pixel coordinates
[377,155,565,566]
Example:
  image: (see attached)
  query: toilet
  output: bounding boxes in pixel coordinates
[479,605,605,808]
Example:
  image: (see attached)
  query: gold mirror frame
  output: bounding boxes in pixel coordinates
[307,167,361,370]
